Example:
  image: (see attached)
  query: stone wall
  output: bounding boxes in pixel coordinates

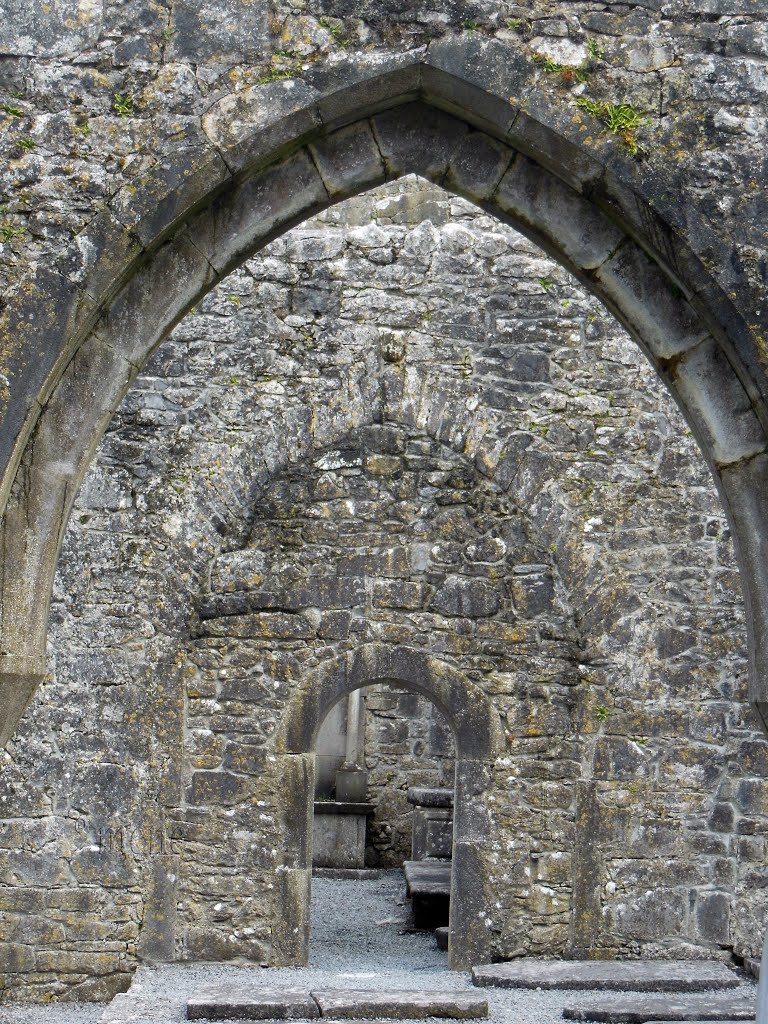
[364,688,455,867]
[0,177,763,1000]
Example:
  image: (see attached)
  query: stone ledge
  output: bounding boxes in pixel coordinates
[471,960,740,992]
[404,860,452,897]
[313,801,375,816]
[407,787,454,807]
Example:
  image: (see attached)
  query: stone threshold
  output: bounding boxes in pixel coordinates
[312,867,383,880]
[186,985,489,1021]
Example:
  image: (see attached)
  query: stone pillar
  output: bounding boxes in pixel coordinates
[450,758,493,968]
[567,780,602,958]
[336,689,368,802]
[345,688,364,766]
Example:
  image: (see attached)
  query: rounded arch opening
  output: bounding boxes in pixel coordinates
[276,644,504,970]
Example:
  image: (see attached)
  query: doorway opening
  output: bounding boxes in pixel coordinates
[276,644,505,969]
[312,684,457,947]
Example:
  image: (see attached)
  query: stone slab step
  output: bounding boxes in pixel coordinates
[187,985,320,1021]
[561,994,755,1023]
[186,986,488,1021]
[403,860,451,897]
[471,960,740,992]
[101,990,179,1023]
[312,989,488,1020]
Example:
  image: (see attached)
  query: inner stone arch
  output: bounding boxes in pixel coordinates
[275,645,504,969]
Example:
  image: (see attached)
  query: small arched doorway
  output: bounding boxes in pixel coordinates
[275,643,505,970]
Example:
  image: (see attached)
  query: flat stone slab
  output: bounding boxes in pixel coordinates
[312,867,382,880]
[187,985,320,1021]
[313,801,376,816]
[407,787,454,808]
[561,994,755,1023]
[311,989,488,1019]
[472,960,740,992]
[404,860,452,897]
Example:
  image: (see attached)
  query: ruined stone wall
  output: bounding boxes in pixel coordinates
[2,0,767,321]
[0,177,762,1001]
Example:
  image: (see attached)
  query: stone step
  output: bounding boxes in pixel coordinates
[311,989,488,1020]
[186,986,488,1021]
[100,988,179,1023]
[403,860,452,897]
[187,985,320,1021]
[435,926,449,951]
[471,960,740,992]
[561,994,755,1023]
[403,859,451,930]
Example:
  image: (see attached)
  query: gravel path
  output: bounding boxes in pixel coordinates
[0,871,757,1024]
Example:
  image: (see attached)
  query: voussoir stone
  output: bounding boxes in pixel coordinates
[186,985,320,1021]
[471,960,740,992]
[310,989,488,1020]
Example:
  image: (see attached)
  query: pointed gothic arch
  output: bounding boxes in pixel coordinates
[1,45,767,756]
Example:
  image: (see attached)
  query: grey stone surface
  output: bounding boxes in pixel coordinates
[314,803,376,816]
[311,989,488,1019]
[0,175,763,997]
[471,961,740,992]
[312,804,373,870]
[404,861,452,898]
[412,806,453,861]
[561,995,755,1023]
[186,985,320,1020]
[407,789,454,809]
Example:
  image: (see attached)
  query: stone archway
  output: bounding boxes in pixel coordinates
[3,53,768,751]
[275,644,505,970]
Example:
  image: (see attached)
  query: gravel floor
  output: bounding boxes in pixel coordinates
[0,870,757,1024]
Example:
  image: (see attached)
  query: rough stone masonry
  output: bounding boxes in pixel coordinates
[0,175,764,1000]
[3,0,768,1004]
